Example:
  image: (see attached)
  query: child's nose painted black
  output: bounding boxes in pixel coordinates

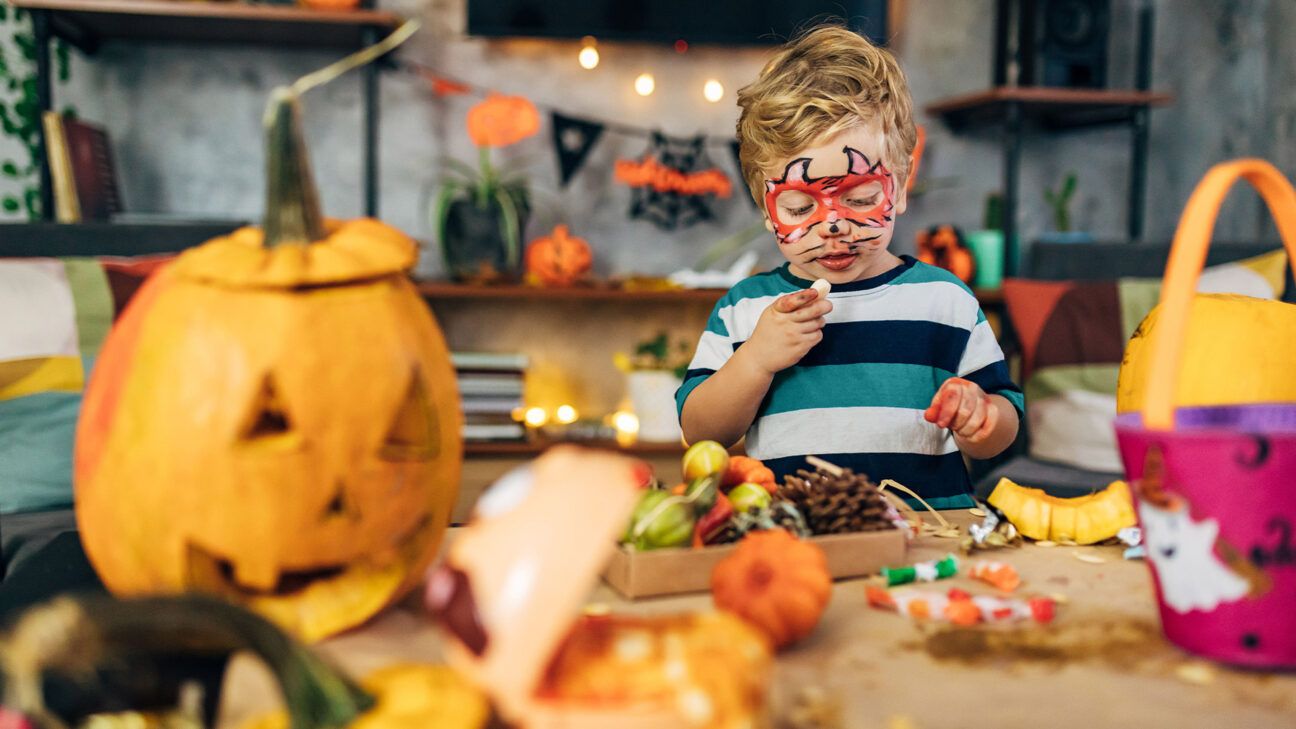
[828,223,841,234]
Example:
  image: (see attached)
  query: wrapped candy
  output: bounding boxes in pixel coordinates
[866,585,1055,626]
[881,554,958,587]
[968,561,1021,592]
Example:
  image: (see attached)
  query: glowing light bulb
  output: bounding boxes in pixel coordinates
[578,45,599,70]
[703,79,724,103]
[634,73,655,97]
[524,407,548,428]
[612,411,640,435]
[555,404,579,424]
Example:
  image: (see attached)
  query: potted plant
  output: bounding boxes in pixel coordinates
[1,6,72,220]
[431,93,539,283]
[613,332,692,443]
[1039,171,1094,244]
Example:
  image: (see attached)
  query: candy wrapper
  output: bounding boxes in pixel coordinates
[881,554,958,587]
[866,585,1055,626]
[968,561,1021,592]
[960,506,1022,553]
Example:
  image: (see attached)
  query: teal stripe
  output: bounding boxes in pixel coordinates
[704,306,730,337]
[996,388,1026,417]
[675,374,710,417]
[724,268,796,302]
[762,363,953,416]
[62,258,112,364]
[976,309,987,326]
[895,261,975,294]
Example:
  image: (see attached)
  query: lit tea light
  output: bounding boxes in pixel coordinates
[524,407,549,428]
[578,37,599,70]
[555,404,579,425]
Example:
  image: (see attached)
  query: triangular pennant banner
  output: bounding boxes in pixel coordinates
[551,112,605,186]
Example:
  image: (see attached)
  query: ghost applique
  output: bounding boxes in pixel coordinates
[1139,501,1250,613]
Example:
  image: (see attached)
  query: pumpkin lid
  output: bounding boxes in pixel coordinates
[427,446,640,723]
[171,219,417,288]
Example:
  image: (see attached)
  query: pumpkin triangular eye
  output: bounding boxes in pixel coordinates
[380,369,440,461]
[323,480,359,521]
[242,375,294,441]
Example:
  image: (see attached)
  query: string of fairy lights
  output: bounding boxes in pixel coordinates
[576,35,726,102]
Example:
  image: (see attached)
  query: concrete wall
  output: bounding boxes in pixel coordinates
[2,0,1292,274]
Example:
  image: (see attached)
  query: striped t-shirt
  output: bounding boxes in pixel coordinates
[675,256,1025,509]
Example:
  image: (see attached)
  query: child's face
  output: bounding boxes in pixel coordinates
[763,123,907,283]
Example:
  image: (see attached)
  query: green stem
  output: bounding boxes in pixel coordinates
[261,20,420,247]
[477,145,494,208]
[0,595,374,729]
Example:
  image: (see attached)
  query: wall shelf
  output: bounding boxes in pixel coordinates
[417,281,728,304]
[9,0,403,51]
[14,0,397,224]
[926,87,1173,132]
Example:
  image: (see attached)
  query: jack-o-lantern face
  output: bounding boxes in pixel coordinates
[75,221,463,642]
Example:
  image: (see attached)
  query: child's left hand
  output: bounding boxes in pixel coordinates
[925,377,997,443]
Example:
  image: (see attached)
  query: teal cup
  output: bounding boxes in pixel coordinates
[965,230,1005,289]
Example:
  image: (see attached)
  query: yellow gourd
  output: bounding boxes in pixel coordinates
[987,478,1136,545]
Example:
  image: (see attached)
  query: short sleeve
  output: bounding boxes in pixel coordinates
[675,299,736,420]
[958,308,1025,418]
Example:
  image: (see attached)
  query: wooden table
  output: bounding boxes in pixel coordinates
[217,514,1296,728]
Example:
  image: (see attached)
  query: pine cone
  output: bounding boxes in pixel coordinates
[777,465,897,535]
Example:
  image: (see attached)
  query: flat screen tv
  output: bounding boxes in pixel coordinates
[466,0,888,46]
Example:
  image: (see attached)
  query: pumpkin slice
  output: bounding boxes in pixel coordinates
[987,478,1137,545]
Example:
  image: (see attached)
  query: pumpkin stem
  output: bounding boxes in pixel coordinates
[0,595,374,729]
[263,89,325,249]
[261,20,420,248]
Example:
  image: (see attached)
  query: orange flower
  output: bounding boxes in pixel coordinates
[466,93,540,148]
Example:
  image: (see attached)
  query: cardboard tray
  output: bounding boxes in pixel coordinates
[601,527,907,598]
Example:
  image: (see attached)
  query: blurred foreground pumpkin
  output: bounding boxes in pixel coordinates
[711,529,831,649]
[73,24,460,643]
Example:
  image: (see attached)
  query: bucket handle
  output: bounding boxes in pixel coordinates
[1143,159,1296,430]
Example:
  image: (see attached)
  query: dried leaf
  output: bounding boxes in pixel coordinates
[935,528,961,538]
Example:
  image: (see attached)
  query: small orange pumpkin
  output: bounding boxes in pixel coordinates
[721,455,776,494]
[711,529,832,649]
[466,94,540,148]
[525,224,592,287]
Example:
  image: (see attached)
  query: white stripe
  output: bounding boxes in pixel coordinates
[959,320,1006,376]
[687,330,733,373]
[745,406,957,461]
[717,280,978,343]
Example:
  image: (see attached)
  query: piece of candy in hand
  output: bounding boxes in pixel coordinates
[811,278,831,298]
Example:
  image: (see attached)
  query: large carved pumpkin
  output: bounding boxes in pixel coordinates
[74,85,462,642]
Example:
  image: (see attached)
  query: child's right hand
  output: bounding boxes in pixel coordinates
[744,289,832,374]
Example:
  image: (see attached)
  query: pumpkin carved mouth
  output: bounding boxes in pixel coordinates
[186,542,356,598]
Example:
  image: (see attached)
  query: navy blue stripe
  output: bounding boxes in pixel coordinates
[765,451,973,504]
[776,256,917,292]
[684,368,716,381]
[735,320,969,372]
[963,361,1025,417]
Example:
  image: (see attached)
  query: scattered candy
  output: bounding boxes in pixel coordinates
[882,554,958,586]
[1117,526,1143,547]
[866,585,1056,625]
[968,561,1021,592]
[1123,545,1147,560]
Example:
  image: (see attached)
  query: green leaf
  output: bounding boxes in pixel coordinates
[23,186,41,218]
[2,160,20,177]
[1061,172,1077,199]
[2,196,20,213]
[0,4,8,21]
[15,34,35,62]
[62,105,77,120]
[494,186,522,270]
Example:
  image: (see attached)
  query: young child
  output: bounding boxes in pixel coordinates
[677,25,1023,508]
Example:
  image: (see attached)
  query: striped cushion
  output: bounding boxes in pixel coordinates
[0,256,166,513]
[1004,248,1288,473]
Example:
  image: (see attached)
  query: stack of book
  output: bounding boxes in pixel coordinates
[453,351,529,443]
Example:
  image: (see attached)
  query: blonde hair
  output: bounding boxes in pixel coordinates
[736,24,917,209]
